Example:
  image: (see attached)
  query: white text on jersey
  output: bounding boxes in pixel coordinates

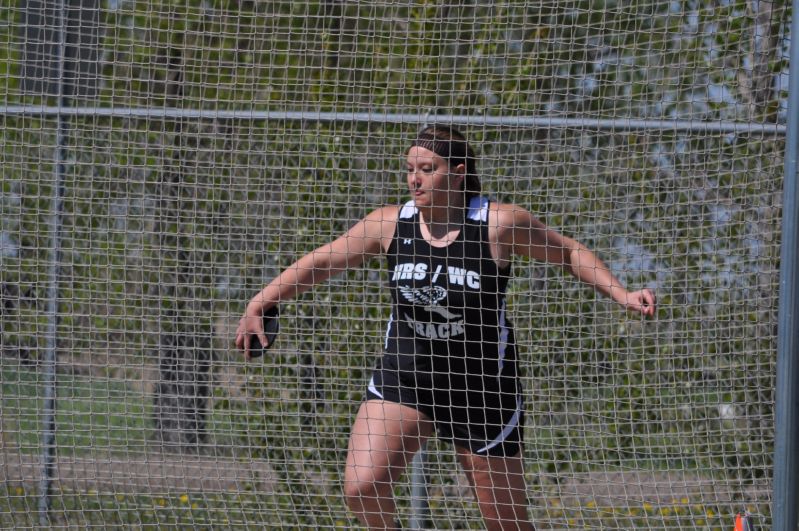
[403,312,466,339]
[392,263,481,289]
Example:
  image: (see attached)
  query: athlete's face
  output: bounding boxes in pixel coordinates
[406,146,465,208]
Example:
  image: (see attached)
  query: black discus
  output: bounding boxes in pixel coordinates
[248,305,280,357]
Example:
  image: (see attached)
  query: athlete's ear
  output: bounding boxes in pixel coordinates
[451,163,466,188]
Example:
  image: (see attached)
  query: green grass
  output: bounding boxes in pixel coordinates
[1,362,257,457]
[0,484,294,529]
[1,362,151,455]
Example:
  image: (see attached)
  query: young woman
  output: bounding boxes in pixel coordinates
[235,125,656,530]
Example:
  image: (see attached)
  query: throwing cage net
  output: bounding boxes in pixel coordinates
[0,0,787,528]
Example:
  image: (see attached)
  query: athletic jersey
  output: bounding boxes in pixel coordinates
[381,195,517,390]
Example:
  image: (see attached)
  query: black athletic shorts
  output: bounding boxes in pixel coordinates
[366,363,524,458]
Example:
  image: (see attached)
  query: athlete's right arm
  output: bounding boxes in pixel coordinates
[235,206,398,355]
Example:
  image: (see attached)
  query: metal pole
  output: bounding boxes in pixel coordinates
[38,0,68,525]
[0,105,788,135]
[772,0,799,527]
[409,441,430,530]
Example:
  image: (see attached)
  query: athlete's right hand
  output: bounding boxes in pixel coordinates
[235,312,268,360]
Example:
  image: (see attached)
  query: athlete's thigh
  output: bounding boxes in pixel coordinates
[345,399,434,485]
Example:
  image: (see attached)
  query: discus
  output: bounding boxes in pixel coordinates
[248,306,280,357]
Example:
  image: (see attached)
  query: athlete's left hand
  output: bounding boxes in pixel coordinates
[620,288,657,318]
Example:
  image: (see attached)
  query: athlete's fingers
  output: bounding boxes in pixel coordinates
[242,331,270,361]
[257,332,269,350]
[242,333,252,360]
[234,321,247,350]
[635,289,656,317]
[643,289,657,314]
[622,289,653,317]
[235,315,266,360]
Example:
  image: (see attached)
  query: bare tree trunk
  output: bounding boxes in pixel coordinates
[154,332,211,450]
[738,0,780,121]
[150,44,212,453]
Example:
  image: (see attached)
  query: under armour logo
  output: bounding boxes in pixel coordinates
[403,238,412,245]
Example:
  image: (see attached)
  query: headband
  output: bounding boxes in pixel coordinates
[410,134,466,163]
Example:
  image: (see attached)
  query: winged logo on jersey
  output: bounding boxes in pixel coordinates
[399,285,461,320]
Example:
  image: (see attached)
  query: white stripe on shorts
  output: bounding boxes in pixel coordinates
[475,395,523,455]
[368,376,383,399]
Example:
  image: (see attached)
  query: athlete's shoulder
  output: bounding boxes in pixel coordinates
[488,200,536,224]
[484,201,542,248]
[360,204,401,223]
[468,195,528,225]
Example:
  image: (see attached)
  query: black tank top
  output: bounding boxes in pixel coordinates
[383,196,517,387]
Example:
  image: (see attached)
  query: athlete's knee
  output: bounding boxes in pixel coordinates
[343,474,401,530]
[342,477,372,508]
[343,473,391,510]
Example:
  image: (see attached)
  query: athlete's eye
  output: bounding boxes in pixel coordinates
[407,164,435,174]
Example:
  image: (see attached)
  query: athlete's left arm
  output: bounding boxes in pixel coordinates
[493,203,656,317]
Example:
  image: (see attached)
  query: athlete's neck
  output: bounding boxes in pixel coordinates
[417,202,464,245]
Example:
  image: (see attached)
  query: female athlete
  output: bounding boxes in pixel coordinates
[235,125,656,530]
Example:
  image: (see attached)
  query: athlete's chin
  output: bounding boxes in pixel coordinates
[411,194,430,207]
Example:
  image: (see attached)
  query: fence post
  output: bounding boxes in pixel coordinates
[772,0,799,526]
[38,90,68,528]
[37,0,68,524]
[408,442,430,530]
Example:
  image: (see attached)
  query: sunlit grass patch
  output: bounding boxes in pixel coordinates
[539,496,744,530]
